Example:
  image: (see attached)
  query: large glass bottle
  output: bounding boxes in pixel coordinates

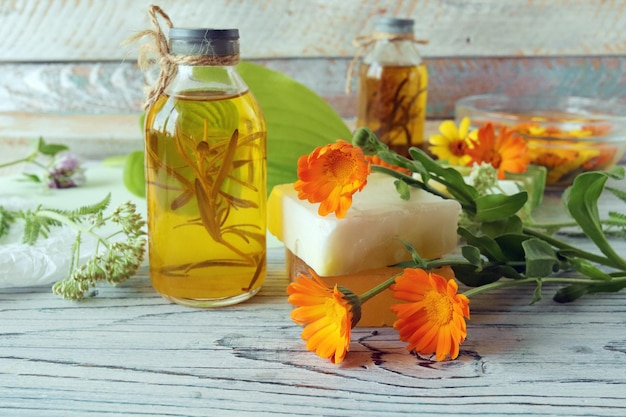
[356,17,428,156]
[144,28,267,307]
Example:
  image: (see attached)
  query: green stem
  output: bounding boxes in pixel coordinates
[36,210,111,249]
[523,226,623,269]
[357,257,528,305]
[371,164,475,213]
[358,272,402,304]
[463,276,626,298]
[0,157,29,169]
[526,218,626,230]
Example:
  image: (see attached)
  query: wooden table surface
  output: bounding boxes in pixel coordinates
[1,179,626,417]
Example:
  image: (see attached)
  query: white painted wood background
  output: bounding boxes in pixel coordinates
[1,0,625,165]
[0,0,624,121]
[1,0,624,60]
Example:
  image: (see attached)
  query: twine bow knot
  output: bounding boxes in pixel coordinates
[345,31,428,94]
[126,5,239,110]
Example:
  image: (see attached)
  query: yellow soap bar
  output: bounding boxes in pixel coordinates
[287,250,455,327]
[268,173,461,276]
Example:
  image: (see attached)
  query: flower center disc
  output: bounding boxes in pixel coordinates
[325,151,356,184]
[424,289,454,326]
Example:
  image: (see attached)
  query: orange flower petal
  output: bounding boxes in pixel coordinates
[465,124,530,178]
[390,269,470,361]
[294,140,370,219]
[286,269,359,364]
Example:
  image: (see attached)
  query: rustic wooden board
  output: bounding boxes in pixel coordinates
[1,0,625,61]
[0,243,625,416]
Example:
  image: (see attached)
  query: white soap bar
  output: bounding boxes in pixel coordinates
[268,173,461,276]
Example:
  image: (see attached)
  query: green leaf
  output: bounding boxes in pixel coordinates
[408,147,478,208]
[0,206,15,239]
[397,239,427,267]
[21,173,42,183]
[566,257,613,281]
[451,263,504,287]
[37,137,69,156]
[553,279,626,303]
[522,238,560,278]
[394,179,410,201]
[481,215,523,238]
[530,279,543,305]
[553,284,589,303]
[237,61,352,193]
[474,192,527,222]
[461,245,483,267]
[607,185,626,202]
[566,170,626,269]
[458,227,506,262]
[123,151,146,198]
[102,155,129,167]
[494,233,529,262]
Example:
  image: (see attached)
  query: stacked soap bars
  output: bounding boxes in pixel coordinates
[268,173,461,326]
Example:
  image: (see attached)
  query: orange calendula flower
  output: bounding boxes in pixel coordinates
[287,270,361,364]
[465,123,530,179]
[429,117,477,166]
[527,140,600,186]
[391,268,470,361]
[294,140,370,218]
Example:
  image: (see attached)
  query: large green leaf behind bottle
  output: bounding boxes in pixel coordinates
[124,61,351,197]
[238,61,351,192]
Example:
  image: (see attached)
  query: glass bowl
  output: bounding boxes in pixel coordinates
[455,94,626,187]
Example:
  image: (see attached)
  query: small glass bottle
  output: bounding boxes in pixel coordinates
[144,28,267,307]
[356,17,428,156]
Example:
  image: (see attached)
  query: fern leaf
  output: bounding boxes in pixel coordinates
[22,218,42,245]
[607,186,626,203]
[69,194,111,217]
[0,206,15,239]
[608,211,626,221]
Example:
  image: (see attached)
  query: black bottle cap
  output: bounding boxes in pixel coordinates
[169,28,240,56]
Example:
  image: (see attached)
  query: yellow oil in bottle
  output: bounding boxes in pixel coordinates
[145,90,266,307]
[356,63,428,156]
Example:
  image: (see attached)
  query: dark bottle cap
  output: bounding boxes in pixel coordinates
[374,17,414,34]
[169,28,240,56]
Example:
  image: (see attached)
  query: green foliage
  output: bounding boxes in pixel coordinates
[0,137,70,183]
[521,238,560,278]
[565,168,626,270]
[394,180,411,201]
[474,192,527,223]
[123,150,146,198]
[36,136,69,156]
[238,61,352,192]
[352,127,626,304]
[0,207,14,239]
[1,195,146,300]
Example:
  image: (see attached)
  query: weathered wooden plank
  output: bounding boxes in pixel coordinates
[1,0,625,61]
[0,245,625,416]
[1,56,624,119]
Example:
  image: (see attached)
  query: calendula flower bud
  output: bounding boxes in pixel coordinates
[351,127,389,154]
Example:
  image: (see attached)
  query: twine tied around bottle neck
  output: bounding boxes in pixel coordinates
[345,32,428,95]
[125,5,240,110]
